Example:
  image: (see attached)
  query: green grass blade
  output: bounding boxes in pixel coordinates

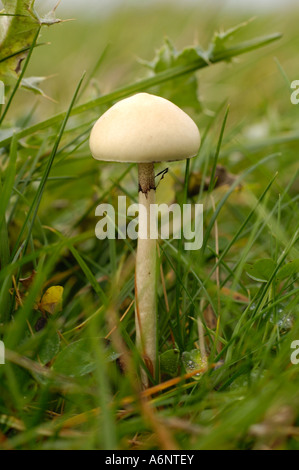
[11,72,86,260]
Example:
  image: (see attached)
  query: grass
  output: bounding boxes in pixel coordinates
[0,2,298,450]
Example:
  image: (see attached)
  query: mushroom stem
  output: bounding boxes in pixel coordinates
[135,162,156,387]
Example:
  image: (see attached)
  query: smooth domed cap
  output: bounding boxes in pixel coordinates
[90,93,200,163]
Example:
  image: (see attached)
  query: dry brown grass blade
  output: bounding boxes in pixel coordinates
[61,363,212,430]
[105,299,134,340]
[221,287,249,303]
[139,397,179,450]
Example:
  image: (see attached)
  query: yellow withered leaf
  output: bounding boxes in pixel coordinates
[40,286,64,315]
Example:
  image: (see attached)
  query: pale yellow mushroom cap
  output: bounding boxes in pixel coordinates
[90,93,200,163]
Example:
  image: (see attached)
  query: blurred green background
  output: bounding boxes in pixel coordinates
[1,0,299,450]
[17,0,298,216]
[7,0,299,206]
[11,0,299,125]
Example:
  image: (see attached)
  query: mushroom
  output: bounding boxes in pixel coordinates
[90,92,200,386]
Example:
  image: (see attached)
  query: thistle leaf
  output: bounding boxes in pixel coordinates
[209,18,255,61]
[0,0,63,84]
[21,75,56,101]
[139,37,206,111]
